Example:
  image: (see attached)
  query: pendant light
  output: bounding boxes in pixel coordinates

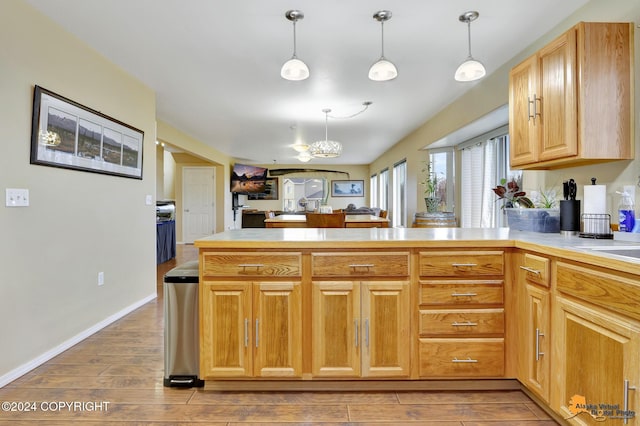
[296,151,312,162]
[281,10,309,81]
[369,10,397,82]
[454,11,486,82]
[309,109,342,158]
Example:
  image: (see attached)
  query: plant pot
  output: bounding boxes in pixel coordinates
[424,196,440,213]
[505,208,560,233]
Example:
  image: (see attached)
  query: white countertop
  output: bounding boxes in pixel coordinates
[195,227,640,270]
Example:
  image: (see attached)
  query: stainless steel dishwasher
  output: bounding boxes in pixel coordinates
[163,260,204,387]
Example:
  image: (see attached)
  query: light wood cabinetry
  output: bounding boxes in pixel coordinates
[553,295,640,425]
[199,251,302,379]
[552,261,640,424]
[311,251,411,378]
[509,22,634,169]
[515,253,551,403]
[418,250,505,378]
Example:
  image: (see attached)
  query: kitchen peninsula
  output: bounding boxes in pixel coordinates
[195,228,640,425]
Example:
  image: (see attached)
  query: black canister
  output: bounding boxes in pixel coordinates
[560,200,581,234]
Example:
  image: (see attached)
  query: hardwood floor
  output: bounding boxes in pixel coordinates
[0,244,558,425]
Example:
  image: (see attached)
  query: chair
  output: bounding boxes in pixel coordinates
[305,212,346,228]
[379,210,388,218]
[264,210,275,219]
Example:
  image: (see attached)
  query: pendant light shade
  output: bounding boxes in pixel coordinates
[369,10,397,82]
[455,11,485,82]
[281,10,309,81]
[296,151,312,162]
[309,109,342,158]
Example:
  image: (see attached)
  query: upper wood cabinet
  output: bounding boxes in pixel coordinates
[509,22,634,169]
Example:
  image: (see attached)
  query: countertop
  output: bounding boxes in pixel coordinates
[195,227,640,273]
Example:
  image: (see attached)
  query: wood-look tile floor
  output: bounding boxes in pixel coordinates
[0,244,559,425]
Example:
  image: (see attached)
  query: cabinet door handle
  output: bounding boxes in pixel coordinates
[255,319,259,348]
[451,292,477,297]
[528,96,534,121]
[534,94,542,120]
[451,263,477,268]
[364,319,369,348]
[520,266,541,276]
[452,321,478,327]
[535,328,544,361]
[354,319,359,348]
[623,379,636,424]
[452,357,478,363]
[244,318,249,348]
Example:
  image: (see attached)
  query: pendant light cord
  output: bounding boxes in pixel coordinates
[327,101,372,120]
[292,20,298,58]
[466,21,472,58]
[380,21,385,58]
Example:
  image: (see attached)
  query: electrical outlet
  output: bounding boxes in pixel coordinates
[5,188,29,207]
[98,272,104,286]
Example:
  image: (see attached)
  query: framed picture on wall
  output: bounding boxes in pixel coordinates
[30,85,144,179]
[331,180,364,197]
[248,177,279,200]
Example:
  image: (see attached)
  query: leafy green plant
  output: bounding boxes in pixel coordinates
[420,160,438,197]
[533,188,558,208]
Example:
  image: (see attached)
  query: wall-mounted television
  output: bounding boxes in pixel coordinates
[230,163,268,194]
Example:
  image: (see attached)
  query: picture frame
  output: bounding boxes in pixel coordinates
[30,85,144,179]
[248,177,279,200]
[331,179,364,197]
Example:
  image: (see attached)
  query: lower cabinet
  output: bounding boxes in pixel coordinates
[200,280,302,379]
[516,253,551,403]
[553,296,640,425]
[312,280,411,378]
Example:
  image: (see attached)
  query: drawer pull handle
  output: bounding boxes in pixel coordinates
[452,321,478,327]
[519,266,541,275]
[451,263,477,268]
[238,264,264,270]
[452,357,478,363]
[451,292,477,297]
[349,264,375,268]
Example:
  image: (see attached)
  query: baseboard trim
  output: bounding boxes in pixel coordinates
[204,379,522,392]
[0,293,157,388]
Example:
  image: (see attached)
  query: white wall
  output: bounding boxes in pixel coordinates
[0,1,157,383]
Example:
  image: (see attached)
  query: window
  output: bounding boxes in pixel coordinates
[370,174,378,208]
[378,168,389,211]
[428,149,454,212]
[459,127,518,227]
[392,160,407,227]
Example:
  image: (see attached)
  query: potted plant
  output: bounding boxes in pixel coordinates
[420,160,440,213]
[492,177,534,208]
[493,178,560,232]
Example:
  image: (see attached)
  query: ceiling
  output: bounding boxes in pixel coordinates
[26,0,589,165]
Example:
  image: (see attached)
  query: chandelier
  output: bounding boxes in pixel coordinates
[309,109,342,158]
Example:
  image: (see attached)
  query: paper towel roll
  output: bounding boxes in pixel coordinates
[583,184,607,214]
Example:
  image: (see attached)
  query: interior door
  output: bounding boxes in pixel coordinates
[182,166,215,243]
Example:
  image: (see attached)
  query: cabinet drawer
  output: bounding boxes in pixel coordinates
[419,309,504,336]
[556,261,640,321]
[311,252,409,277]
[202,252,301,277]
[419,251,504,277]
[420,280,503,306]
[520,253,550,288]
[419,338,504,377]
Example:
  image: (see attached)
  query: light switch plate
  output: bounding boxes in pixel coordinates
[6,188,29,207]
[145,195,153,205]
